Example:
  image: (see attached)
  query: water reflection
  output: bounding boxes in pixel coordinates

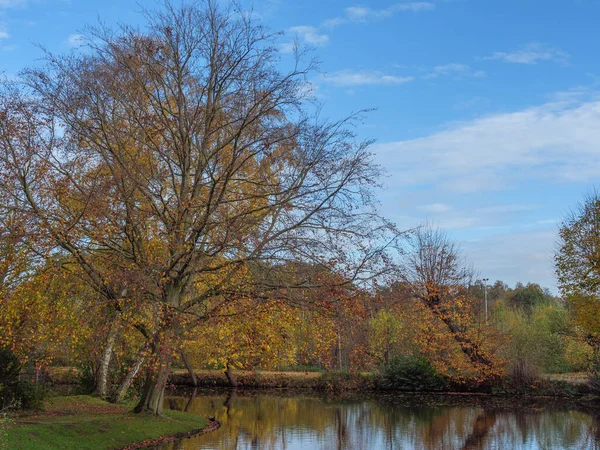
[152,389,600,449]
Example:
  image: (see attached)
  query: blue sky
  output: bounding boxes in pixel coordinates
[2,0,600,292]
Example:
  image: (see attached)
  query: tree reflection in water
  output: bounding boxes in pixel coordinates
[149,390,600,450]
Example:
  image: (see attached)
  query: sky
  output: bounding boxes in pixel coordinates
[1,0,600,292]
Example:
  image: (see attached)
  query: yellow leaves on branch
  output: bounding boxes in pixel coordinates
[184,297,301,371]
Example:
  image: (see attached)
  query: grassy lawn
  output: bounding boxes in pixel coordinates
[6,395,209,450]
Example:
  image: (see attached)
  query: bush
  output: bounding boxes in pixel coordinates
[0,348,21,410]
[564,338,593,372]
[314,371,374,391]
[380,356,447,391]
[587,350,600,395]
[76,363,97,395]
[0,348,48,411]
[13,381,47,410]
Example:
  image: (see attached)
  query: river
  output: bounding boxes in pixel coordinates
[149,389,600,449]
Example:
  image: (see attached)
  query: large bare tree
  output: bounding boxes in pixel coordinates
[0,1,395,414]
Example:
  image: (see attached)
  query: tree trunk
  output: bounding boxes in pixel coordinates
[135,287,181,415]
[134,353,171,415]
[180,349,197,387]
[224,363,238,388]
[113,342,149,403]
[96,311,121,398]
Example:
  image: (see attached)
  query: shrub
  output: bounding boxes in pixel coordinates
[76,363,97,395]
[314,371,374,391]
[587,350,600,395]
[508,358,541,387]
[380,356,447,391]
[0,348,21,410]
[12,381,47,410]
[0,348,48,411]
[564,338,592,372]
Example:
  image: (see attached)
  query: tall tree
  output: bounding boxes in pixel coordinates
[402,225,502,381]
[556,190,600,345]
[0,1,395,414]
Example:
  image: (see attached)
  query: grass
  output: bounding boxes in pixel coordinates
[543,372,589,384]
[6,395,209,450]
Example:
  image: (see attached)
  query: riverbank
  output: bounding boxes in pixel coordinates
[169,369,593,397]
[45,367,595,397]
[5,395,211,450]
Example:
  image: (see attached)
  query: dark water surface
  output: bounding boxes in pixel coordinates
[151,389,600,449]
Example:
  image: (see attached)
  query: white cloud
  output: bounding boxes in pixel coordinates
[323,70,414,87]
[287,3,434,51]
[279,42,296,54]
[281,26,329,53]
[324,2,435,28]
[424,63,486,79]
[288,26,328,46]
[417,203,453,213]
[484,42,569,65]
[67,33,85,47]
[373,94,600,193]
[346,6,371,21]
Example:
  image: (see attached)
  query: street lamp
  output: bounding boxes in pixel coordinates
[482,278,489,321]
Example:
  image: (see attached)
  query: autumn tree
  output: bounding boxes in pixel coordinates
[401,225,503,381]
[555,190,600,390]
[556,190,600,344]
[183,297,300,386]
[0,1,395,414]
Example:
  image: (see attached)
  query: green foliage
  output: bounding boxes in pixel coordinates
[0,413,12,450]
[315,371,375,391]
[508,283,553,315]
[368,309,406,365]
[0,348,21,410]
[12,381,48,411]
[564,338,592,372]
[380,356,447,392]
[0,348,47,410]
[496,301,573,385]
[0,348,21,404]
[75,363,97,395]
[491,377,588,397]
[532,304,571,373]
[555,191,600,345]
[587,349,600,395]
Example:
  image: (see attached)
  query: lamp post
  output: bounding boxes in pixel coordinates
[482,278,489,321]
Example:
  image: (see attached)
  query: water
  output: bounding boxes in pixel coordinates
[152,389,600,449]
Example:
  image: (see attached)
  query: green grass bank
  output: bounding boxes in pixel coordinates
[5,395,211,450]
